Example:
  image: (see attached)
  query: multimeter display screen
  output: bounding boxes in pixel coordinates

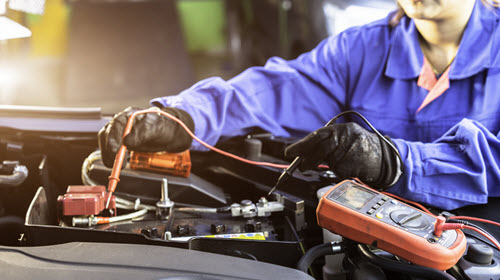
[336,185,376,209]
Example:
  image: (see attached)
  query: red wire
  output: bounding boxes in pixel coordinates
[126,109,330,170]
[124,110,500,250]
[437,223,500,250]
[380,191,435,216]
[463,225,500,251]
[449,216,500,228]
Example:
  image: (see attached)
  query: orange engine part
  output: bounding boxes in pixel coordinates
[129,150,191,178]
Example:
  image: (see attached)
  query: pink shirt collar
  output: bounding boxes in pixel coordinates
[416,57,451,113]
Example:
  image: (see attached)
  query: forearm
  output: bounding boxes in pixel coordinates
[151,36,349,150]
[389,119,500,210]
[151,75,296,150]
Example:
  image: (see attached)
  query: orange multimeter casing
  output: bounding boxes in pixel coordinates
[317,180,466,270]
[129,150,191,178]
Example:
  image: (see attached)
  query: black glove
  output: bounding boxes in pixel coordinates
[285,122,401,190]
[98,106,195,168]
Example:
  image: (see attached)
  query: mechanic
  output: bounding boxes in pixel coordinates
[99,0,500,210]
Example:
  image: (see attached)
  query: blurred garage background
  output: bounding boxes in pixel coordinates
[0,0,395,114]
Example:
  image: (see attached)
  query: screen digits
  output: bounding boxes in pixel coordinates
[336,185,376,209]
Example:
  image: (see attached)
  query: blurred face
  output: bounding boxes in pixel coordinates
[396,0,459,20]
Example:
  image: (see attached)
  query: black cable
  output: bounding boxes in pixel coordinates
[284,216,301,244]
[285,216,314,277]
[357,244,456,280]
[449,220,494,238]
[328,110,403,167]
[297,242,345,273]
[268,110,403,195]
[448,219,499,248]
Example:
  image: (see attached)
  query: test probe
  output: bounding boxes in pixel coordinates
[105,107,295,209]
[100,108,500,270]
[267,110,403,196]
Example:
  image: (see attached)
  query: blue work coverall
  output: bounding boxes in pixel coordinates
[152,0,500,210]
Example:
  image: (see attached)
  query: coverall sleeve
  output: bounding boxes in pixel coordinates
[150,35,349,150]
[390,119,500,210]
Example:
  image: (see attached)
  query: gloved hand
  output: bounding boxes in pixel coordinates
[98,106,195,168]
[285,122,401,190]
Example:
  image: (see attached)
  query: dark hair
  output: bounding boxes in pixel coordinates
[389,0,500,27]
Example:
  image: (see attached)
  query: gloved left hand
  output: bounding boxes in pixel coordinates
[98,106,194,168]
[285,122,401,190]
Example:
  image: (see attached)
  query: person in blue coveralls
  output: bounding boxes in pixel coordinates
[99,0,500,210]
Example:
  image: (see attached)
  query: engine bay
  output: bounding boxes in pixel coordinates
[1,106,500,280]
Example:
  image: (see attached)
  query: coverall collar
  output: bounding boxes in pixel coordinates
[385,0,499,80]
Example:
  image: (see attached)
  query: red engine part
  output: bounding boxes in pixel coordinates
[57,185,116,217]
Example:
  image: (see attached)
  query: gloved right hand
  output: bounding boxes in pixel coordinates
[98,106,195,168]
[285,122,401,190]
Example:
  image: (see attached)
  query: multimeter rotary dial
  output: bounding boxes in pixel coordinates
[390,209,429,230]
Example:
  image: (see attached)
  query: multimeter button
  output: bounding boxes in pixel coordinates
[382,196,390,201]
[372,204,381,210]
[367,209,375,215]
[377,200,385,205]
[376,213,384,219]
[391,200,398,205]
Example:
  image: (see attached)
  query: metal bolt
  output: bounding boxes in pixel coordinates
[161,178,170,203]
[157,178,174,220]
[241,199,252,207]
[320,170,336,179]
[258,197,268,206]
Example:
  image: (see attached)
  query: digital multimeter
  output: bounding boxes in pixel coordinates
[317,180,466,270]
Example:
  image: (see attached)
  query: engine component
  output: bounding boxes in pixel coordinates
[465,243,494,265]
[243,138,262,160]
[211,223,227,234]
[57,185,116,217]
[88,159,227,207]
[140,227,159,238]
[458,239,500,280]
[230,197,285,218]
[244,220,261,232]
[317,180,466,270]
[130,150,191,178]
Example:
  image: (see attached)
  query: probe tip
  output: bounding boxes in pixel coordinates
[267,186,277,196]
[105,195,111,209]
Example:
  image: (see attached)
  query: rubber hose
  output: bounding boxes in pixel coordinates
[357,244,456,280]
[0,165,28,187]
[297,242,344,272]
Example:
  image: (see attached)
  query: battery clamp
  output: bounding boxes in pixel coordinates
[317,180,467,270]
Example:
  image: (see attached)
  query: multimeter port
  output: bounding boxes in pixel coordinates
[316,180,467,270]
